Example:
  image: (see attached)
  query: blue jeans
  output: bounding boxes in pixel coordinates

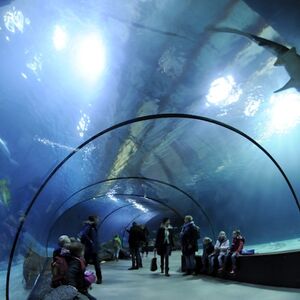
[130,247,142,268]
[114,247,120,260]
[225,252,239,271]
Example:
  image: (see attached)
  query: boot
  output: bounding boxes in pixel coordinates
[183,269,192,276]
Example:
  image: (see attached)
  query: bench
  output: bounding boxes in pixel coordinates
[181,250,300,288]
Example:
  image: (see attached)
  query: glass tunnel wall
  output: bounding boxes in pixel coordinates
[1,0,300,298]
[3,116,300,299]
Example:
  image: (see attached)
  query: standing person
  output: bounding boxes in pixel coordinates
[127,222,144,270]
[180,215,200,275]
[154,218,174,276]
[113,234,122,261]
[141,224,149,258]
[79,215,102,284]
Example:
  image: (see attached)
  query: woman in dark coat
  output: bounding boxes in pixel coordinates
[79,215,102,283]
[154,218,174,276]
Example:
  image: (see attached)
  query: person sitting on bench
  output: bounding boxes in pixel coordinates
[222,229,245,275]
[208,231,229,273]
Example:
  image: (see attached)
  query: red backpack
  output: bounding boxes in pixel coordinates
[51,255,86,288]
[51,256,69,288]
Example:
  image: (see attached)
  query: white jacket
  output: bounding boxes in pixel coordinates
[214,239,229,253]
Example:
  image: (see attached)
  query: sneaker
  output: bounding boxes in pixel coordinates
[229,270,235,275]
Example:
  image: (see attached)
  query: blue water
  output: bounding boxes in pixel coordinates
[0,0,300,298]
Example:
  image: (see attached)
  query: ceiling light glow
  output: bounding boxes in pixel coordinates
[75,33,106,81]
[53,25,68,50]
[206,75,242,107]
[268,91,300,134]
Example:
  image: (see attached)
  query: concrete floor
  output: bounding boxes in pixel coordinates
[88,252,300,300]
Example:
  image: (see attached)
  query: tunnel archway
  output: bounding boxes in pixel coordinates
[6,113,299,299]
[46,192,184,255]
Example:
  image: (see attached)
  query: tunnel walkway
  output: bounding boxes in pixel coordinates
[89,251,299,300]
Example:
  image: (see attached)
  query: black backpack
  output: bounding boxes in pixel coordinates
[193,226,200,240]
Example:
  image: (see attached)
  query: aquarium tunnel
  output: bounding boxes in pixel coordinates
[0,0,300,299]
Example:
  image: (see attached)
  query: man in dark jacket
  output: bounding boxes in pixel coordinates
[180,215,200,275]
[127,222,145,270]
[79,215,102,283]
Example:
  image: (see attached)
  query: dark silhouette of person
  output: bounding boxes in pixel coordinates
[201,237,214,272]
[127,222,145,270]
[180,215,200,275]
[66,242,97,300]
[79,215,102,283]
[154,218,174,276]
[141,224,150,257]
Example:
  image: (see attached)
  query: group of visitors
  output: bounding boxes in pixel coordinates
[50,213,245,300]
[127,222,149,269]
[201,229,245,275]
[51,215,102,300]
[126,215,200,277]
[152,215,244,277]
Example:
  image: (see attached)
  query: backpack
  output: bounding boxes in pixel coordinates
[113,236,121,248]
[51,256,86,288]
[78,224,92,246]
[193,226,200,240]
[51,256,69,288]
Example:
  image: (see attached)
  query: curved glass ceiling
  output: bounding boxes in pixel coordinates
[1,0,300,299]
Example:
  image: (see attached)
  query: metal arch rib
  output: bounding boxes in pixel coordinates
[6,113,299,300]
[45,192,183,255]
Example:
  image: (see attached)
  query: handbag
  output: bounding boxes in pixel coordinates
[150,251,158,272]
[84,270,96,285]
